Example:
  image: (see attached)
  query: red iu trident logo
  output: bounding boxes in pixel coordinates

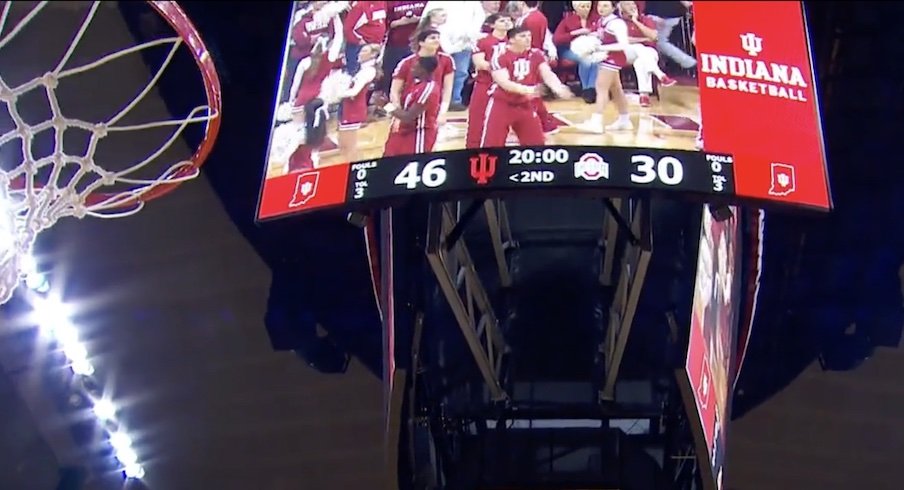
[288,171,320,208]
[469,153,497,185]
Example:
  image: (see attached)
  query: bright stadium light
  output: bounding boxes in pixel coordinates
[70,358,95,376]
[33,297,73,330]
[109,432,133,452]
[92,399,117,421]
[25,271,50,293]
[115,446,139,466]
[124,464,145,479]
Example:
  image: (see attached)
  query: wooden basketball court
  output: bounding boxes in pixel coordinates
[266,85,700,178]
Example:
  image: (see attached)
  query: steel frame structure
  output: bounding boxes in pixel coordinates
[379,196,701,490]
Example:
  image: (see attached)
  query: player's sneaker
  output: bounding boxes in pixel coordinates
[606,118,634,131]
[639,94,651,108]
[576,115,605,134]
[659,76,678,87]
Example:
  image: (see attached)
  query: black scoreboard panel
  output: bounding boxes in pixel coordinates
[347,146,735,205]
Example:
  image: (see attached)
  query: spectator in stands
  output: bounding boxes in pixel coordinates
[381,2,427,94]
[344,1,388,75]
[644,1,696,70]
[482,0,501,15]
[554,1,599,104]
[421,1,487,111]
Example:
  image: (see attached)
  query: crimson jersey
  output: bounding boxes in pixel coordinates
[624,14,657,48]
[473,34,509,87]
[488,48,547,105]
[294,54,341,108]
[398,79,440,132]
[597,14,629,69]
[392,52,455,89]
[290,9,334,59]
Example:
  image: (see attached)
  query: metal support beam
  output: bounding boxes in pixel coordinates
[599,198,625,286]
[484,199,513,288]
[426,203,509,402]
[601,198,653,400]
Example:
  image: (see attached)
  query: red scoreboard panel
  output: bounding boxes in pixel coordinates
[257,1,830,221]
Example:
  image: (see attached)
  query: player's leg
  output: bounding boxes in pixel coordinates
[422,127,439,154]
[466,85,490,149]
[577,67,618,134]
[478,98,511,148]
[337,98,365,162]
[631,47,655,107]
[510,105,545,146]
[534,98,558,135]
[383,132,411,157]
[607,75,633,131]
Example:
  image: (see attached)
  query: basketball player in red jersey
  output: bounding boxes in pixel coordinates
[620,0,676,107]
[382,57,441,156]
[480,26,573,147]
[338,44,382,163]
[390,30,454,124]
[467,13,514,149]
[511,1,559,135]
[577,0,633,134]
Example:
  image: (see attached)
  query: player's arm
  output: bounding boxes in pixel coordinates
[384,82,435,122]
[472,50,491,73]
[595,21,630,52]
[390,77,404,107]
[630,17,658,41]
[289,57,313,101]
[385,102,427,123]
[490,67,536,97]
[538,62,572,98]
[439,70,453,115]
[326,15,344,62]
[344,67,377,98]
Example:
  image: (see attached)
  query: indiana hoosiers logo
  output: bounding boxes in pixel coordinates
[768,163,796,196]
[470,153,497,185]
[739,32,763,56]
[512,59,531,81]
[574,153,609,181]
[289,171,320,207]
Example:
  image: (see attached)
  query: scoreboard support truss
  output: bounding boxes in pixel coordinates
[600,198,653,401]
[425,200,511,402]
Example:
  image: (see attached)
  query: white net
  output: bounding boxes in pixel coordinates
[0,1,220,304]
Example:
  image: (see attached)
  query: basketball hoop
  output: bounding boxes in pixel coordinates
[0,1,221,304]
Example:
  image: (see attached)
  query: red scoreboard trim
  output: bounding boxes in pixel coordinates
[695,1,831,210]
[257,163,350,220]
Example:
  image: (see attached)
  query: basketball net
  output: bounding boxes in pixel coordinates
[0,1,221,304]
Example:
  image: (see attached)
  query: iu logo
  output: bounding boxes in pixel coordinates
[470,153,497,185]
[697,359,711,410]
[768,163,796,197]
[512,58,531,81]
[288,171,320,207]
[739,32,763,57]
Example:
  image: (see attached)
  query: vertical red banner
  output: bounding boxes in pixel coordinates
[695,1,831,210]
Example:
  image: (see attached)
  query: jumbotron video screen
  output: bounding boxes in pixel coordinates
[684,204,742,490]
[256,1,830,220]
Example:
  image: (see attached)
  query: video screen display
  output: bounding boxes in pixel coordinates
[257,1,829,221]
[684,204,741,490]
